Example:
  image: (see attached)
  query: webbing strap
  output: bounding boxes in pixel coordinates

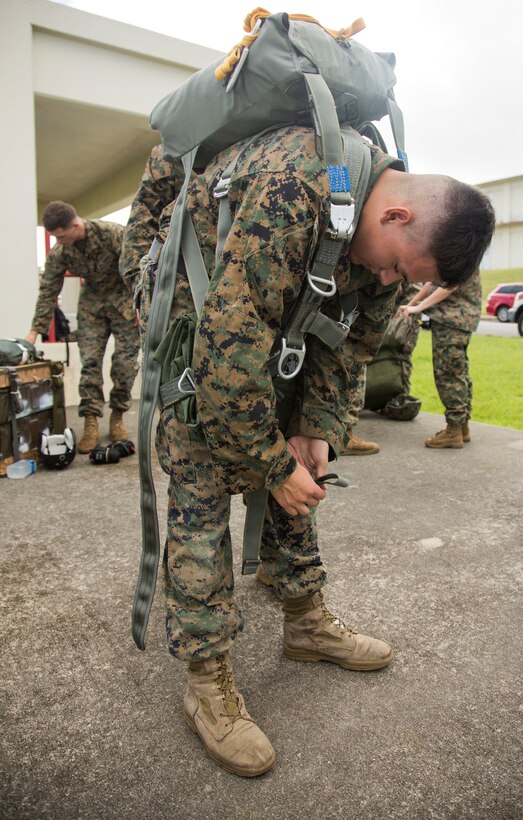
[242,488,269,574]
[181,207,210,315]
[386,97,408,170]
[132,148,197,651]
[303,73,346,197]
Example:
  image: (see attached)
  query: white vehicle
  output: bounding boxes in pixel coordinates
[507,291,523,337]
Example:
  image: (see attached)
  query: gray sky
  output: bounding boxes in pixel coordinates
[54,0,523,185]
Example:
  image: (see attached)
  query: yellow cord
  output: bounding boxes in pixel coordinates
[215,9,366,82]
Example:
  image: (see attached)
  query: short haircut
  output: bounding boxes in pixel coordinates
[41,201,77,232]
[428,181,496,288]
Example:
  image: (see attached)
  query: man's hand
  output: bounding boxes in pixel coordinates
[396,304,420,319]
[271,436,329,517]
[25,330,37,344]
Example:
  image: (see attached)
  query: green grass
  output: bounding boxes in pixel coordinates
[481,268,523,314]
[411,331,523,429]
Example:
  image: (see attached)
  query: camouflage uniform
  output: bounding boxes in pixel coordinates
[425,270,481,425]
[123,127,402,661]
[32,220,140,418]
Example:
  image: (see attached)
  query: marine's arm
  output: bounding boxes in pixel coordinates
[119,146,183,294]
[26,250,68,339]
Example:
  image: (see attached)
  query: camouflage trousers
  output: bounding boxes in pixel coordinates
[346,365,366,428]
[431,322,473,425]
[77,297,140,417]
[156,400,327,662]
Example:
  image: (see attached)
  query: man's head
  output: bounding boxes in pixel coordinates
[350,170,496,288]
[41,201,85,245]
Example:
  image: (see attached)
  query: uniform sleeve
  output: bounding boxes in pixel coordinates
[119,146,183,294]
[193,169,324,496]
[31,249,68,335]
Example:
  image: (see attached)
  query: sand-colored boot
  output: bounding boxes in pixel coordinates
[109,411,128,442]
[78,415,99,453]
[462,422,471,443]
[255,564,282,599]
[183,652,275,777]
[283,591,392,671]
[342,429,379,455]
[425,423,464,449]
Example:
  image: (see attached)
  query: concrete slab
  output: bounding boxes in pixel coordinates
[1,404,522,819]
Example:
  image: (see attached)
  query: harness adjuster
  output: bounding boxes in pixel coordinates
[214,176,232,199]
[277,338,306,380]
[328,202,355,240]
[177,367,196,395]
[306,270,337,297]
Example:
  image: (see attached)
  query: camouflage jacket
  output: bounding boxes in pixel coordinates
[32,220,132,334]
[119,145,183,295]
[132,126,402,494]
[426,269,482,333]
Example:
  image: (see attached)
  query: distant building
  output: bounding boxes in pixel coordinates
[478,176,523,270]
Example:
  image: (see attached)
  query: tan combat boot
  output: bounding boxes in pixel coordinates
[462,422,471,443]
[425,424,464,449]
[256,564,282,598]
[283,591,392,671]
[342,429,379,455]
[78,415,99,453]
[109,411,128,442]
[184,652,276,777]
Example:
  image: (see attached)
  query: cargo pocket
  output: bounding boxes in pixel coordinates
[155,400,213,484]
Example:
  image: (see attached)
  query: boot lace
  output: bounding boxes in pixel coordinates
[216,658,243,723]
[320,601,357,636]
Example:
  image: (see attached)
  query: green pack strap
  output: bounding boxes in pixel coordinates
[132,148,198,651]
[386,97,408,170]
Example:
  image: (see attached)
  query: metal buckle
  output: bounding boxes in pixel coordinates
[277,338,306,380]
[213,176,231,199]
[177,367,196,395]
[328,203,355,240]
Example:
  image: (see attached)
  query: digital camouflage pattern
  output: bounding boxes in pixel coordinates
[125,125,402,660]
[32,219,139,417]
[426,268,482,333]
[119,145,183,296]
[425,270,481,425]
[430,323,474,425]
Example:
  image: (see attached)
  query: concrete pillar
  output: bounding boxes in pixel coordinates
[0,3,39,337]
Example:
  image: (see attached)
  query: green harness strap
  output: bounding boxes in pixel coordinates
[132,149,198,651]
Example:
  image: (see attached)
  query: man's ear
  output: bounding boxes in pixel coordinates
[380,207,413,225]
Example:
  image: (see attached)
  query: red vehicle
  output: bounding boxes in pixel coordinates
[486,283,523,322]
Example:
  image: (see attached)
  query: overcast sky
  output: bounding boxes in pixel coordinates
[54,0,522,186]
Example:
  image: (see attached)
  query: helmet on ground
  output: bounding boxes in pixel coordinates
[39,428,76,469]
[382,394,422,421]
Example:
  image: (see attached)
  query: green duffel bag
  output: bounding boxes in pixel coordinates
[0,338,40,366]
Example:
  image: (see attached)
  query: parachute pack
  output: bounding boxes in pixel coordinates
[133,9,407,649]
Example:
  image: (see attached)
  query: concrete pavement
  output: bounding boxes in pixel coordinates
[1,404,522,819]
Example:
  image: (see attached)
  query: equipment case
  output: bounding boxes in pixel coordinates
[0,360,66,475]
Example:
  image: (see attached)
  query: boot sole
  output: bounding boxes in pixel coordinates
[78,443,98,454]
[183,710,276,777]
[342,448,379,456]
[425,442,463,449]
[283,644,393,671]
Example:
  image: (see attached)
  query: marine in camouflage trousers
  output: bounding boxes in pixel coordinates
[77,294,140,418]
[430,321,473,426]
